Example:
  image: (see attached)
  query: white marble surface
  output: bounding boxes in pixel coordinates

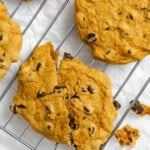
[0,0,150,150]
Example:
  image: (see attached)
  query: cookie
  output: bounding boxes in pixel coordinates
[0,2,22,80]
[115,125,140,147]
[0,1,8,15]
[10,42,117,150]
[131,100,150,116]
[75,0,150,64]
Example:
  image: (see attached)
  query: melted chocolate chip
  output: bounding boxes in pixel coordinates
[118,12,122,15]
[130,100,144,114]
[129,14,133,20]
[128,49,132,54]
[113,100,121,110]
[11,105,17,114]
[65,93,69,99]
[37,91,46,98]
[68,132,74,145]
[45,106,51,114]
[0,35,3,41]
[87,85,94,94]
[104,27,109,30]
[141,7,147,10]
[84,107,90,113]
[17,104,26,109]
[71,94,80,100]
[3,52,5,57]
[64,52,73,59]
[36,62,41,71]
[47,125,51,129]
[106,50,110,55]
[68,114,79,130]
[87,33,97,43]
[88,126,95,135]
[54,84,66,93]
[82,87,87,92]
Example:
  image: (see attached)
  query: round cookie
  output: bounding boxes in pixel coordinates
[11,42,117,150]
[0,2,22,80]
[75,0,150,64]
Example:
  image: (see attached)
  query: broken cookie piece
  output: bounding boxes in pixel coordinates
[130,100,150,116]
[115,125,140,147]
[11,42,117,150]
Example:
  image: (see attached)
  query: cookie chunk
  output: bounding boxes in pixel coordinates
[11,42,117,150]
[0,2,22,80]
[131,100,150,116]
[115,125,140,147]
[75,0,150,64]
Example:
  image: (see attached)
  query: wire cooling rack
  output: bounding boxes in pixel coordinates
[0,0,150,150]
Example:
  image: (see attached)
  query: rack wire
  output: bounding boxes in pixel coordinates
[0,0,150,150]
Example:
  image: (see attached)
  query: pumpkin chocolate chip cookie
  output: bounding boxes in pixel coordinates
[10,42,117,150]
[0,2,22,80]
[75,0,150,64]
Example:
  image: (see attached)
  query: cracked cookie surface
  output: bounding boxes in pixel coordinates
[11,42,117,150]
[0,2,22,80]
[75,0,150,64]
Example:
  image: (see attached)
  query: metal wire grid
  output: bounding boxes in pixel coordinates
[0,0,150,150]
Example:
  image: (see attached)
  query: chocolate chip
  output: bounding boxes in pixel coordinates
[141,7,147,10]
[113,100,121,110]
[87,33,97,43]
[56,113,60,116]
[106,50,110,55]
[0,35,3,41]
[63,52,73,59]
[71,94,80,100]
[82,87,87,92]
[0,59,4,62]
[128,49,132,54]
[17,104,26,109]
[45,106,51,114]
[54,84,66,93]
[68,132,74,145]
[68,114,79,130]
[104,27,109,30]
[88,126,95,135]
[37,91,46,98]
[130,100,144,114]
[118,12,122,15]
[143,34,146,38]
[11,105,17,114]
[36,62,41,71]
[87,85,94,94]
[84,107,90,113]
[3,52,5,57]
[47,125,51,129]
[65,93,69,99]
[129,14,134,20]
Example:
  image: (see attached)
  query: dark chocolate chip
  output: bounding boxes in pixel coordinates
[118,12,122,15]
[87,33,97,43]
[129,14,134,20]
[68,114,79,130]
[130,100,144,114]
[143,34,146,38]
[63,52,73,59]
[0,59,4,62]
[87,85,94,94]
[36,62,41,71]
[141,7,147,10]
[84,107,90,113]
[106,50,110,55]
[37,91,46,98]
[54,84,66,93]
[56,113,60,116]
[45,106,51,114]
[68,132,74,145]
[127,49,132,54]
[3,52,5,57]
[71,94,80,100]
[0,35,3,41]
[104,27,109,30]
[11,105,17,114]
[88,126,95,135]
[65,93,69,99]
[82,87,87,92]
[47,125,51,129]
[113,100,121,110]
[17,104,26,109]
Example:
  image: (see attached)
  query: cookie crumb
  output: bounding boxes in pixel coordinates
[115,125,140,147]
